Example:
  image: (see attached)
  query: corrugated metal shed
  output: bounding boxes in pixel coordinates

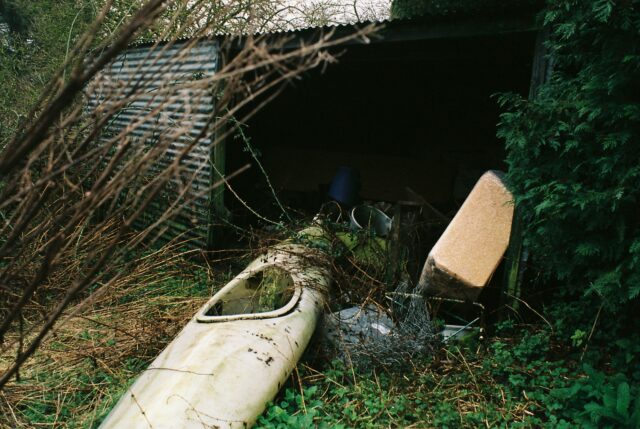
[88,39,220,247]
[126,0,541,47]
[85,5,541,249]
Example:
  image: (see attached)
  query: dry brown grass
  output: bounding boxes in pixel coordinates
[0,238,224,428]
[0,1,382,427]
[0,0,376,391]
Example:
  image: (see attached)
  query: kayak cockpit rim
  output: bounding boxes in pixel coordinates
[196,263,303,323]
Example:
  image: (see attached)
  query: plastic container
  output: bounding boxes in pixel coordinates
[328,166,360,207]
[350,205,392,237]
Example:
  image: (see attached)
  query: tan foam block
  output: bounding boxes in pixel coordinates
[420,170,514,301]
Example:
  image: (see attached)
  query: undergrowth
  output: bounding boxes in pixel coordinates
[2,238,639,428]
[0,248,231,429]
[257,300,640,428]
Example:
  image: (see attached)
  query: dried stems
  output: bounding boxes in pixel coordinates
[0,0,376,393]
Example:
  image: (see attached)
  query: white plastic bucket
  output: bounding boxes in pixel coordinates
[349,205,392,237]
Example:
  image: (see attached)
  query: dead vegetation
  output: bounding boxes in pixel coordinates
[0,0,375,418]
[0,240,217,428]
[0,1,541,428]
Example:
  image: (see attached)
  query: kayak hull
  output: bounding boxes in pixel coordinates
[99,244,329,429]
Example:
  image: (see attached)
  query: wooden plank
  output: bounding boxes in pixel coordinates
[224,14,540,53]
[207,129,227,249]
[528,28,552,98]
[377,15,538,45]
[501,205,524,311]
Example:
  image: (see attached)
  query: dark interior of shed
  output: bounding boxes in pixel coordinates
[226,30,535,225]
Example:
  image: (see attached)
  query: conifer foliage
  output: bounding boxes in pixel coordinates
[498,0,640,309]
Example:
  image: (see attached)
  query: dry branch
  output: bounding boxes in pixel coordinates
[0,0,376,396]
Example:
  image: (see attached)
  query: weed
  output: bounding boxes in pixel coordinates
[257,305,640,428]
[0,249,217,428]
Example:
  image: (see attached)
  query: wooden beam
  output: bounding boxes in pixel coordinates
[207,46,229,250]
[377,15,538,44]
[222,14,540,54]
[207,127,227,250]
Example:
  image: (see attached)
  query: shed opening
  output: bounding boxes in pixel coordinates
[226,30,536,225]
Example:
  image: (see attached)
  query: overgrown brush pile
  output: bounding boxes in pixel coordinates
[0,241,215,427]
[0,0,374,397]
[257,311,640,428]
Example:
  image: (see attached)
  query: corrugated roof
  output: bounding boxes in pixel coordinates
[128,0,542,47]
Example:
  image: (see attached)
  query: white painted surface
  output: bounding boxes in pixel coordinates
[100,244,330,429]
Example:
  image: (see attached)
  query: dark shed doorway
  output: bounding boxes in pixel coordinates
[226,19,537,223]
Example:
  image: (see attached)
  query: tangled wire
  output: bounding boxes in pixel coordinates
[323,278,436,370]
[315,204,442,370]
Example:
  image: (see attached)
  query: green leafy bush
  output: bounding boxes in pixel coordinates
[256,311,639,428]
[497,0,640,309]
[0,0,95,142]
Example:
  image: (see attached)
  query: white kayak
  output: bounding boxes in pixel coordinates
[99,239,331,429]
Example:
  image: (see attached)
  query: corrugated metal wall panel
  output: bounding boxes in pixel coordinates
[88,40,219,248]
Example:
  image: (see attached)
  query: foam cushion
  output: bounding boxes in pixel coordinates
[419,170,514,301]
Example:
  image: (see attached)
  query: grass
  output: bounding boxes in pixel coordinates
[2,239,639,428]
[0,245,241,428]
[256,334,544,428]
[256,314,640,429]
